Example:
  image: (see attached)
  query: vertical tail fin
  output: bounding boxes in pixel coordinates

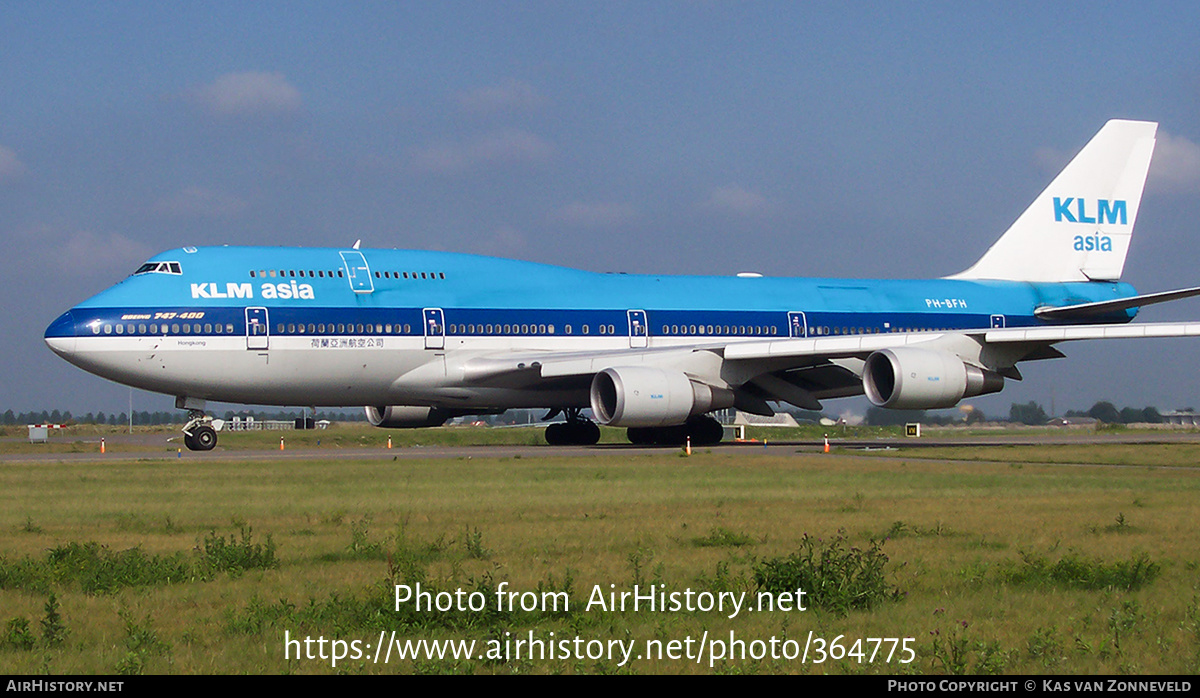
[950,119,1157,283]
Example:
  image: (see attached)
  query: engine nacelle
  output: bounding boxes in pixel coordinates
[365,405,453,429]
[590,366,734,427]
[863,348,1004,410]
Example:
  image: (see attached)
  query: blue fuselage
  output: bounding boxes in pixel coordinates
[46,246,1137,345]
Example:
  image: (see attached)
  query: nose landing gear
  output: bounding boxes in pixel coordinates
[177,396,218,451]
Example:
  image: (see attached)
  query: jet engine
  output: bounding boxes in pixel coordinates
[862,348,1004,410]
[365,405,454,428]
[590,366,734,427]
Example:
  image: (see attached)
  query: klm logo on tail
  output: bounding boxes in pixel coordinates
[1053,197,1127,225]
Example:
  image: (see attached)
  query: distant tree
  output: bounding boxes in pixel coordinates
[865,407,927,426]
[965,407,987,424]
[95,412,107,425]
[1142,406,1162,424]
[1087,401,1121,424]
[2,410,13,425]
[1118,407,1144,424]
[1009,401,1048,425]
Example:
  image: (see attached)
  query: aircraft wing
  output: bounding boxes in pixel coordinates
[454,321,1200,413]
[461,321,1200,382]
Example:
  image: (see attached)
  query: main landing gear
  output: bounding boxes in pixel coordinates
[543,408,601,445]
[626,415,724,447]
[177,397,217,451]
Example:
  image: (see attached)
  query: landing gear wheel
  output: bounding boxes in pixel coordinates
[543,410,601,445]
[624,416,724,446]
[573,420,601,445]
[183,432,198,451]
[192,425,217,451]
[626,427,655,445]
[687,415,724,446]
[545,422,568,445]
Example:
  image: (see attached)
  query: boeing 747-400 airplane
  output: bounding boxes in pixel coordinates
[45,120,1200,449]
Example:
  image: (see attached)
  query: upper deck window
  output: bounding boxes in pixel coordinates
[132,261,182,276]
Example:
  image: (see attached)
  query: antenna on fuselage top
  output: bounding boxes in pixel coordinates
[352,240,361,250]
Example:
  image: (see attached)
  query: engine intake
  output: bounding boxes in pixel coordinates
[590,366,734,427]
[365,405,454,428]
[863,348,1004,410]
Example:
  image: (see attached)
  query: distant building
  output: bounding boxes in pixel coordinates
[733,411,801,427]
[1161,410,1200,426]
[1049,416,1099,428]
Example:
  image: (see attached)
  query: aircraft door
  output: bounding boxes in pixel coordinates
[245,307,269,350]
[788,311,808,338]
[627,309,648,348]
[991,314,1006,329]
[423,308,445,349]
[339,251,375,294]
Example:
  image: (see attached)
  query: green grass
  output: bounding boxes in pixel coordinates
[1,447,1199,673]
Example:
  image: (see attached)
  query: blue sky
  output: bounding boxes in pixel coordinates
[3,2,1200,418]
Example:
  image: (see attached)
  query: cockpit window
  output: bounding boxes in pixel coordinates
[133,261,182,276]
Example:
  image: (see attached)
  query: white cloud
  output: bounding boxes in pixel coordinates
[18,224,152,277]
[1149,131,1200,194]
[412,130,555,174]
[152,186,248,219]
[187,72,302,117]
[554,202,637,228]
[472,225,528,257]
[0,145,27,184]
[704,185,768,215]
[1033,146,1071,174]
[455,79,546,114]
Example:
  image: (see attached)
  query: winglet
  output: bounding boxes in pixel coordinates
[950,120,1157,283]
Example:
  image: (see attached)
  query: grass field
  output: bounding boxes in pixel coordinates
[1,437,1199,674]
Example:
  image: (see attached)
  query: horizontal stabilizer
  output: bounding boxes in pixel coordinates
[1034,285,1200,320]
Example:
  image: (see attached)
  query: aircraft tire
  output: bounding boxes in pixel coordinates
[544,423,567,445]
[192,425,217,451]
[573,421,601,445]
[626,427,655,445]
[687,416,724,446]
[654,424,689,446]
[547,421,601,445]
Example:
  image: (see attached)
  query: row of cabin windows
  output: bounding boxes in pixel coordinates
[248,269,446,280]
[252,269,341,279]
[445,324,616,335]
[93,320,960,338]
[660,325,778,336]
[808,326,955,336]
[277,323,413,335]
[376,271,445,280]
[95,323,234,335]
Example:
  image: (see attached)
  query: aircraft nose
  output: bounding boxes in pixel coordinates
[44,310,78,357]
